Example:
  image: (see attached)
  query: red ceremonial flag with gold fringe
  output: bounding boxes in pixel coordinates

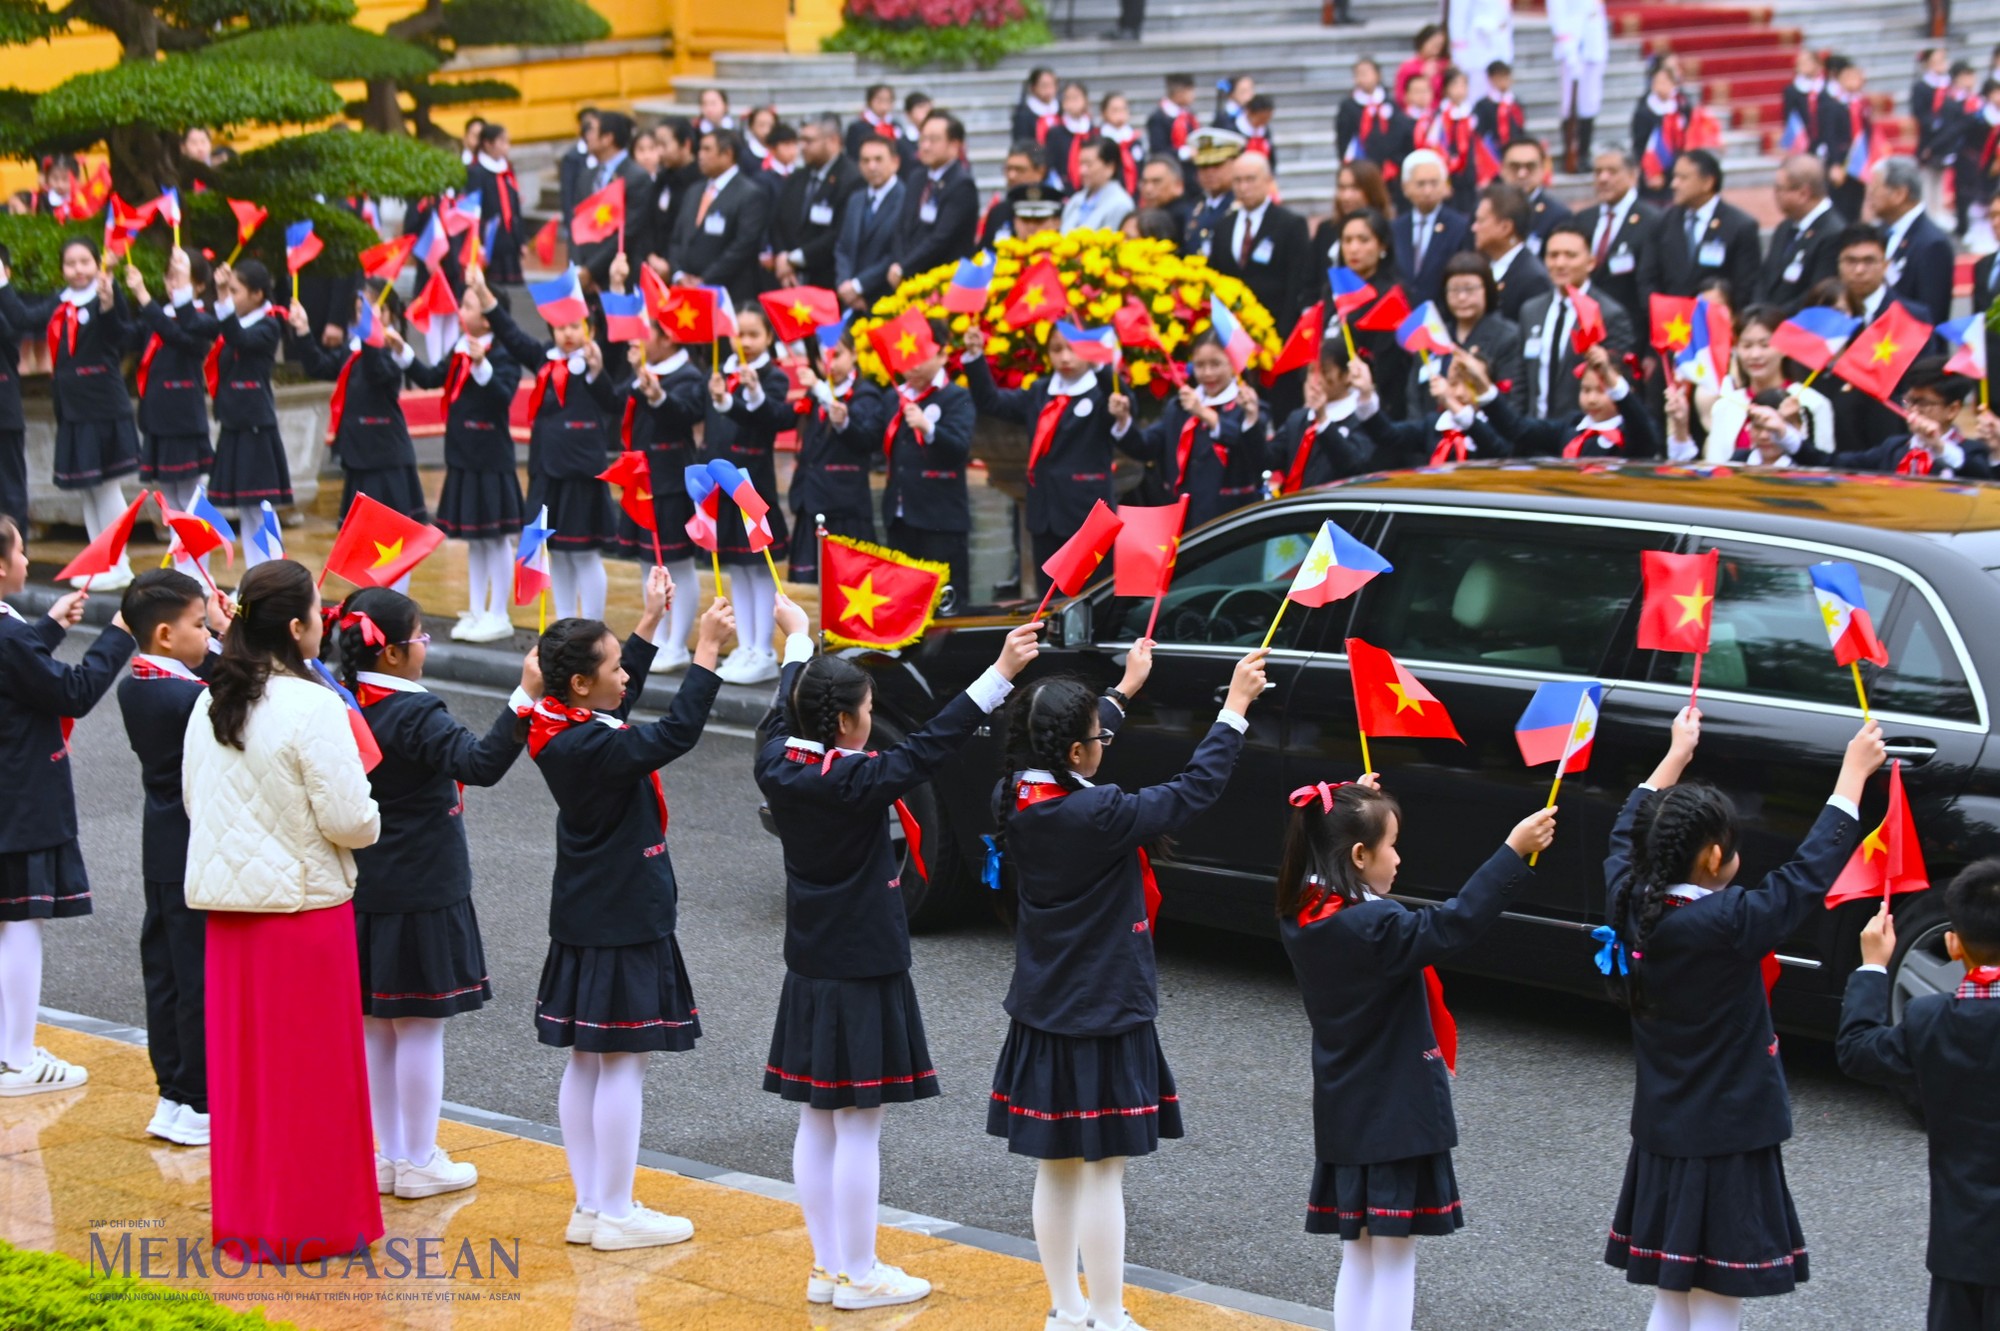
[821,535,949,650]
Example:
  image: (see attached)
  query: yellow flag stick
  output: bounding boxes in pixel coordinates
[1358,727,1372,779]
[1260,597,1289,650]
[1341,318,1357,360]
[711,547,725,604]
[1530,767,1564,867]
[1852,661,1871,721]
[761,544,783,589]
[537,588,548,634]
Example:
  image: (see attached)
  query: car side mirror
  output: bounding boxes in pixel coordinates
[1049,597,1093,649]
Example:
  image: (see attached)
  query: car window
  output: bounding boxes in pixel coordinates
[1349,514,1665,672]
[1646,542,1976,721]
[1105,511,1364,649]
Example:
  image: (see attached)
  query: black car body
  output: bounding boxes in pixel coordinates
[814,462,2000,1039]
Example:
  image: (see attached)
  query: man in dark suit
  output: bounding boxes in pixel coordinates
[1519,216,1636,420]
[1206,149,1312,335]
[1823,221,1938,454]
[886,112,979,292]
[1638,149,1762,305]
[1581,148,1660,347]
[668,128,774,307]
[556,107,598,250]
[642,118,702,278]
[771,113,861,291]
[1869,153,1956,324]
[1471,183,1553,322]
[1391,148,1473,308]
[1501,138,1572,255]
[1759,153,1846,308]
[834,137,906,311]
[572,111,653,289]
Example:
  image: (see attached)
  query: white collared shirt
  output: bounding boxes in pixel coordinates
[1490,242,1525,282]
[236,301,273,329]
[725,351,773,407]
[1320,392,1359,427]
[477,151,510,175]
[1046,369,1099,397]
[1231,200,1271,262]
[355,671,427,695]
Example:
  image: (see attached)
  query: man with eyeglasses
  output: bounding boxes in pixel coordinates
[1499,138,1570,255]
[1823,222,1934,456]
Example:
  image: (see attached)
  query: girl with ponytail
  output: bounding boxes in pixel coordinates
[987,640,1268,1331]
[1277,773,1555,1331]
[754,603,1043,1311]
[331,585,540,1203]
[1601,706,1884,1330]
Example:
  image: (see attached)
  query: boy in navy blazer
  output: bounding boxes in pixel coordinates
[1838,861,2000,1331]
[881,319,974,611]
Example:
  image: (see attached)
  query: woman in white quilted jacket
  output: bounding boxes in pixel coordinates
[183,558,384,1264]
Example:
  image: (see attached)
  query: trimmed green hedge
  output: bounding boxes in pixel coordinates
[32,57,342,141]
[0,216,168,291]
[0,1240,300,1329]
[200,23,442,83]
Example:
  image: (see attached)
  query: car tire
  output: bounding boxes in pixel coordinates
[1884,889,1963,1124]
[867,718,971,931]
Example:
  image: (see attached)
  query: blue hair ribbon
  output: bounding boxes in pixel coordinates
[980,835,1003,891]
[1591,925,1629,977]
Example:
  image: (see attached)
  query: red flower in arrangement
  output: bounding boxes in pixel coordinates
[846,0,1024,25]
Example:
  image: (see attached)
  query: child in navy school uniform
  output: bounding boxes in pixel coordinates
[881,318,975,616]
[122,248,219,519]
[613,288,706,672]
[1345,354,1506,469]
[988,644,1269,1331]
[204,259,291,558]
[1276,775,1554,1331]
[788,325,882,584]
[0,514,135,1095]
[470,264,618,622]
[0,238,140,589]
[527,567,733,1251]
[705,303,792,686]
[1267,340,1373,494]
[1835,359,1994,479]
[1838,862,2000,1331]
[1131,333,1266,529]
[1461,343,1658,461]
[115,570,225,1145]
[288,289,426,533]
[403,282,524,643]
[1601,707,1883,1330]
[756,603,1042,1311]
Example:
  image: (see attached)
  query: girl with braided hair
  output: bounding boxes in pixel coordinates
[1601,706,1883,1330]
[988,641,1266,1331]
[330,585,539,1203]
[1277,774,1554,1331]
[754,601,1043,1311]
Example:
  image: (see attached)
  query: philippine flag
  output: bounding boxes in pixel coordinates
[1674,297,1730,388]
[943,252,995,315]
[444,192,482,236]
[189,485,237,565]
[352,297,385,349]
[1515,680,1603,774]
[1285,520,1393,607]
[307,658,383,772]
[250,501,285,562]
[1208,295,1256,374]
[1809,561,1890,668]
[816,310,855,354]
[154,187,182,229]
[530,267,590,328]
[513,505,555,605]
[684,464,721,551]
[708,458,774,550]
[1328,266,1376,316]
[1395,300,1454,357]
[1781,109,1811,154]
[1053,320,1121,366]
[414,208,451,269]
[285,220,323,272]
[1770,306,1862,373]
[1937,315,1989,382]
[600,289,649,343]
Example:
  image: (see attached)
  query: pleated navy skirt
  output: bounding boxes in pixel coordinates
[527,476,616,552]
[207,427,292,508]
[717,501,789,567]
[763,969,940,1110]
[53,417,139,489]
[340,465,427,523]
[434,467,524,540]
[1605,1142,1808,1298]
[534,933,701,1053]
[986,1019,1182,1161]
[140,431,214,482]
[355,897,491,1019]
[0,841,92,921]
[1306,1151,1464,1240]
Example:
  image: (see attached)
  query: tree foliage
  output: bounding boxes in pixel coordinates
[31,55,341,140]
[222,128,463,201]
[200,22,441,82]
[440,0,608,47]
[0,214,169,290]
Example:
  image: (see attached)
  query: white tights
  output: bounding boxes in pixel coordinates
[0,920,44,1068]
[1033,1157,1128,1325]
[652,559,698,657]
[549,551,607,622]
[558,1050,647,1219]
[361,1015,447,1164]
[78,482,132,572]
[1647,1289,1744,1331]
[464,539,512,621]
[732,560,776,655]
[792,1105,886,1277]
[1333,1232,1417,1331]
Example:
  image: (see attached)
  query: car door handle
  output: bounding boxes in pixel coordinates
[1213,686,1230,704]
[1884,739,1937,765]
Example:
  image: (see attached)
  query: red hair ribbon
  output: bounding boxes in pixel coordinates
[1288,780,1349,813]
[340,610,386,648]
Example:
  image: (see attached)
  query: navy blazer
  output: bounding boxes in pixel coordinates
[1837,967,2000,1285]
[0,285,24,432]
[405,345,524,474]
[835,179,906,305]
[1605,786,1860,1156]
[292,339,416,473]
[1888,211,1956,333]
[1133,396,1260,528]
[488,304,619,481]
[1639,199,1763,303]
[1389,206,1474,309]
[1,287,135,421]
[1281,844,1532,1165]
[1481,389,1658,461]
[669,168,775,306]
[882,381,974,533]
[116,660,211,882]
[789,380,882,525]
[133,298,219,438]
[1835,432,1995,480]
[965,357,1122,537]
[211,308,282,430]
[1267,404,1373,491]
[894,163,980,280]
[0,612,133,855]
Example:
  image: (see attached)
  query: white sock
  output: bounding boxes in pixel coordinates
[655,559,698,656]
[1647,1289,1691,1331]
[549,551,579,620]
[1685,1289,1742,1331]
[832,1105,885,1278]
[792,1107,839,1272]
[575,552,608,621]
[590,1050,646,1220]
[0,920,46,1068]
[1033,1158,1086,1319]
[1077,1157,1128,1326]
[1366,1234,1415,1331]
[483,541,514,620]
[393,1016,446,1164]
[362,1016,405,1162]
[466,541,491,620]
[736,560,776,655]
[1334,1236,1375,1331]
[559,1051,601,1212]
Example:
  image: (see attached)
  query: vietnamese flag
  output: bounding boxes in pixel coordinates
[1637,549,1719,654]
[639,264,676,324]
[1113,297,1167,354]
[153,489,230,565]
[868,308,938,377]
[1270,301,1325,377]
[1042,499,1123,596]
[760,286,840,343]
[532,217,559,266]
[598,450,657,531]
[571,177,626,246]
[821,534,949,650]
[1829,303,1934,403]
[659,285,717,343]
[358,234,417,282]
[1826,760,1929,908]
[1649,294,1698,356]
[55,491,147,582]
[322,493,445,588]
[1568,285,1606,356]
[230,198,266,245]
[1347,637,1462,741]
[1113,497,1189,598]
[1000,257,1070,329]
[1351,285,1411,332]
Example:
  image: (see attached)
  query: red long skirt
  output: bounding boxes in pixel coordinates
[206,901,384,1264]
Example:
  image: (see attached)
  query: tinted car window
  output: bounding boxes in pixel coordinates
[1350,515,1664,671]
[1107,511,1364,649]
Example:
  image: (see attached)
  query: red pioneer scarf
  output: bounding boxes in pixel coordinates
[527,696,668,840]
[1297,887,1458,1071]
[1016,778,1160,931]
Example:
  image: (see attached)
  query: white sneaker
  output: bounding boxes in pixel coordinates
[450,614,485,642]
[461,612,515,644]
[394,1147,478,1199]
[832,1262,931,1310]
[0,1048,88,1096]
[719,648,778,685]
[590,1203,694,1251]
[564,1206,600,1244]
[165,1103,209,1147]
[1086,1314,1149,1331]
[713,647,749,680]
[145,1097,184,1142]
[376,1153,396,1195]
[1045,1313,1088,1331]
[807,1264,836,1304]
[648,646,692,674]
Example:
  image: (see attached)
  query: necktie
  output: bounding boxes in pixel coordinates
[1238,214,1255,266]
[694,184,716,228]
[1414,216,1430,270]
[1594,208,1614,264]
[1686,213,1701,254]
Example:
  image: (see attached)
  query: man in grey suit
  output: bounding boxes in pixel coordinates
[1519,215,1635,421]
[835,137,907,311]
[668,127,773,307]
